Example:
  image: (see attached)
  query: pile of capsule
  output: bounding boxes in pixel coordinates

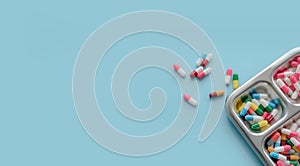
[266,119,300,166]
[235,87,283,132]
[275,55,300,100]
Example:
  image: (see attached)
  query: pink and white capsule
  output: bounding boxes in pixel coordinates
[276,79,293,95]
[284,77,292,86]
[295,65,300,80]
[273,145,291,153]
[281,128,298,137]
[183,94,197,107]
[195,57,203,67]
[289,76,300,91]
[225,68,232,85]
[277,160,285,166]
[173,64,186,78]
[197,67,212,79]
[201,53,213,67]
[190,66,203,78]
[290,137,300,149]
[276,71,294,79]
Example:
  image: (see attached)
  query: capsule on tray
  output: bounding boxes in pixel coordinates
[234,86,284,132]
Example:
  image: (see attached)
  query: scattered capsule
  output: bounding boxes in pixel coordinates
[233,73,239,90]
[225,68,232,85]
[252,93,268,99]
[195,57,203,67]
[183,94,197,107]
[276,79,293,95]
[209,90,224,98]
[281,128,298,137]
[190,66,203,78]
[173,64,186,78]
[240,101,252,117]
[284,77,293,86]
[245,115,264,122]
[270,152,287,161]
[201,53,213,67]
[197,67,212,79]
[251,120,268,130]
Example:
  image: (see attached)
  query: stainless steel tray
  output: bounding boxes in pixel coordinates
[226,47,300,165]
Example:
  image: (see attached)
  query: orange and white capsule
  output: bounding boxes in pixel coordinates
[173,64,186,78]
[190,66,203,78]
[183,94,197,107]
[197,67,212,79]
[225,68,232,85]
[209,90,224,98]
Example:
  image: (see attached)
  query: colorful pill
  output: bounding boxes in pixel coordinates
[284,77,293,86]
[276,79,293,95]
[260,99,273,113]
[277,71,294,79]
[245,115,264,122]
[284,160,298,166]
[209,90,224,98]
[274,145,291,152]
[251,120,268,130]
[274,135,281,148]
[233,73,239,90]
[201,53,213,67]
[290,137,300,150]
[286,154,299,161]
[267,132,281,146]
[277,160,285,166]
[225,68,232,85]
[190,66,203,78]
[240,101,252,117]
[281,128,298,137]
[252,93,268,99]
[270,152,287,161]
[173,64,186,78]
[265,109,279,123]
[183,94,197,107]
[250,100,264,116]
[195,57,203,67]
[197,67,212,79]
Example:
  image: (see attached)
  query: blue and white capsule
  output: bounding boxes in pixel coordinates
[240,101,252,117]
[274,135,281,148]
[252,93,268,99]
[245,115,264,122]
[270,152,287,161]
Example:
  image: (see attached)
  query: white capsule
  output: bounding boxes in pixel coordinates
[292,90,299,100]
[173,64,186,78]
[195,58,203,67]
[284,77,292,86]
[296,128,300,138]
[183,94,197,107]
[296,119,300,126]
[290,123,298,131]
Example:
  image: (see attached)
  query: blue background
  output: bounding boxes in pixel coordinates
[1,0,300,165]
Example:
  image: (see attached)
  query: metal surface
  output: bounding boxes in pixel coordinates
[226,47,300,166]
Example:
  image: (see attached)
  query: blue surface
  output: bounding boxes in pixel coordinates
[1,0,300,165]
